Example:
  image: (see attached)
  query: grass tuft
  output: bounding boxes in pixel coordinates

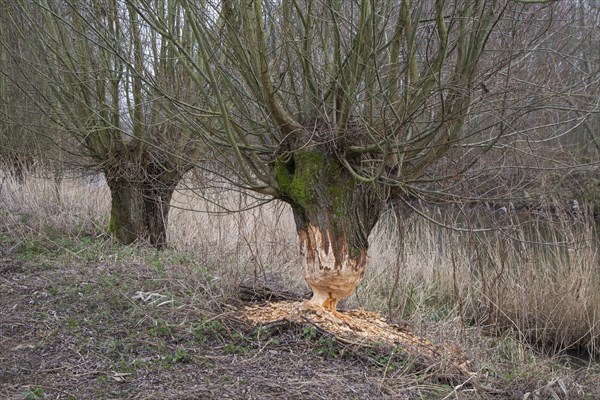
[2,172,600,398]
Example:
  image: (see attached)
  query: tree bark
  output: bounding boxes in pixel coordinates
[275,150,386,312]
[297,221,368,312]
[104,159,185,249]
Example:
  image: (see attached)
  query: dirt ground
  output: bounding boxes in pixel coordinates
[0,250,449,400]
[1,238,599,400]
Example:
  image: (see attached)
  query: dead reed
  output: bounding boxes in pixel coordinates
[2,171,599,355]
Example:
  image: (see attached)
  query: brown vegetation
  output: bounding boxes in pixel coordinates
[2,174,600,398]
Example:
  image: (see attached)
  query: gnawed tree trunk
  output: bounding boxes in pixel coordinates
[104,156,187,249]
[275,150,386,312]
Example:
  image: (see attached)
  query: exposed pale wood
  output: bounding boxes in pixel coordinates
[243,301,484,388]
[299,224,367,312]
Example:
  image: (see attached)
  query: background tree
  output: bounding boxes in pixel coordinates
[458,1,600,215]
[131,0,566,311]
[0,3,49,183]
[1,0,204,248]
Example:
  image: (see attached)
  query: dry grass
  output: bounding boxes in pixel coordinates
[2,172,600,355]
[0,173,109,239]
[3,171,600,398]
[364,205,600,356]
[168,180,302,296]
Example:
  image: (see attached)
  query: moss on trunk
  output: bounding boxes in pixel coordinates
[105,161,184,249]
[275,150,326,211]
[274,149,385,310]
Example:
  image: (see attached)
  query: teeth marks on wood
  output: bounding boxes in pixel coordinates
[300,224,367,312]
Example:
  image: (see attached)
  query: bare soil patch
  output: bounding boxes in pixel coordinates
[0,248,455,399]
[1,235,600,399]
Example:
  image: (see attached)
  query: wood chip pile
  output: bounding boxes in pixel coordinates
[243,301,475,380]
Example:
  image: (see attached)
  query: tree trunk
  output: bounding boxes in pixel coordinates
[275,150,386,312]
[296,218,368,312]
[104,160,184,249]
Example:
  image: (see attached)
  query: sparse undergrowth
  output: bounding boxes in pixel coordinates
[2,221,600,399]
[3,175,600,399]
[0,230,450,399]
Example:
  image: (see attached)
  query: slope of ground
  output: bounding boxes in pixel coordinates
[1,211,600,399]
[0,240,450,399]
